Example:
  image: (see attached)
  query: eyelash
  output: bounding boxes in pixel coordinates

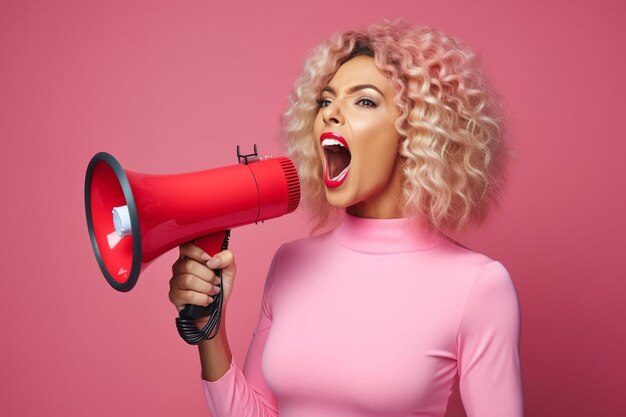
[316,97,377,108]
[356,97,376,108]
[316,98,331,108]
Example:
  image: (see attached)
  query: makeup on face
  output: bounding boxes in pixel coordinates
[320,131,351,188]
[313,55,403,218]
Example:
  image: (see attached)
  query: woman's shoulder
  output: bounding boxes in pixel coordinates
[426,238,518,318]
[273,231,334,258]
[431,235,512,279]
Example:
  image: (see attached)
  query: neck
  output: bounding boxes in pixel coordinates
[332,212,443,254]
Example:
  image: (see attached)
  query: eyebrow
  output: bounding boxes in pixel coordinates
[322,84,385,97]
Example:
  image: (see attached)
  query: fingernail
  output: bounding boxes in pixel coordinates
[201,253,211,261]
[215,277,221,285]
[214,286,221,293]
[207,258,221,268]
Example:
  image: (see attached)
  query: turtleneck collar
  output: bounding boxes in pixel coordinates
[331,213,443,254]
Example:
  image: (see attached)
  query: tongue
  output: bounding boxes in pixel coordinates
[327,148,351,179]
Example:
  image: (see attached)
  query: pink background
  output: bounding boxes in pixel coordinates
[1,0,625,416]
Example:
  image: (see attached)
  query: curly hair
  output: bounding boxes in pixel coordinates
[280,20,510,235]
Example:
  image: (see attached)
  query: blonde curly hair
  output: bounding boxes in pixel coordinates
[280,20,510,235]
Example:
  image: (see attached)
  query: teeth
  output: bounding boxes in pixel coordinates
[322,138,345,148]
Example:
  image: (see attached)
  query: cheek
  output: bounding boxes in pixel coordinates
[356,123,398,167]
[312,115,324,158]
[369,147,397,182]
[313,113,321,132]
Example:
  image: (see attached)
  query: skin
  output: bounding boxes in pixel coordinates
[169,244,235,381]
[169,55,405,381]
[314,55,404,219]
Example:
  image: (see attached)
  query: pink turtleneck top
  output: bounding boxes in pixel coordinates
[201,215,523,417]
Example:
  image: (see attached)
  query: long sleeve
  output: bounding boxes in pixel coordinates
[200,250,281,417]
[457,261,524,417]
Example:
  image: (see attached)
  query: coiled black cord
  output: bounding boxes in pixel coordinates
[175,230,230,345]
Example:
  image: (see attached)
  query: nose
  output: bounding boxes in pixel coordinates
[322,102,344,126]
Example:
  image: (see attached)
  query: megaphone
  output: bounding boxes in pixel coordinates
[85,145,300,344]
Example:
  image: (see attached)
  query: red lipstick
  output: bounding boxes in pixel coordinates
[320,132,351,188]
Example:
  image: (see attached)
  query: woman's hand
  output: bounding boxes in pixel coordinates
[168,242,237,326]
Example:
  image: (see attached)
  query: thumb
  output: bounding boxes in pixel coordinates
[206,249,235,272]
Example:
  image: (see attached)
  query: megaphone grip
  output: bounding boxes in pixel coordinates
[176,230,230,344]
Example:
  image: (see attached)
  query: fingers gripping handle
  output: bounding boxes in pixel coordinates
[181,230,229,320]
[176,230,230,344]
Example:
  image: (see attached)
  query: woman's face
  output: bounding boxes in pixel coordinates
[313,55,403,218]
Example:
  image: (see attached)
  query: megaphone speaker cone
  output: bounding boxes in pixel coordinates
[85,152,142,292]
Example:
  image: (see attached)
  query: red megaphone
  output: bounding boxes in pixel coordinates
[84,146,300,294]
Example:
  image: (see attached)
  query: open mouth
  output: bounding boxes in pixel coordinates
[321,132,351,187]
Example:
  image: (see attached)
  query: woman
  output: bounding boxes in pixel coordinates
[169,21,523,417]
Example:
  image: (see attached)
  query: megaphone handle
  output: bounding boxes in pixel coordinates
[179,230,230,321]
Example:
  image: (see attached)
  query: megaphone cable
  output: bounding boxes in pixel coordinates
[175,230,230,345]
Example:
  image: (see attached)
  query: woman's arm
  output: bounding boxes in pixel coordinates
[169,244,236,382]
[198,311,232,381]
[457,261,524,417]
[199,248,281,417]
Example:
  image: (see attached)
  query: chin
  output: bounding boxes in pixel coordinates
[324,187,358,209]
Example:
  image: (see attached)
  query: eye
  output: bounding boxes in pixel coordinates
[317,98,332,108]
[356,98,377,108]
